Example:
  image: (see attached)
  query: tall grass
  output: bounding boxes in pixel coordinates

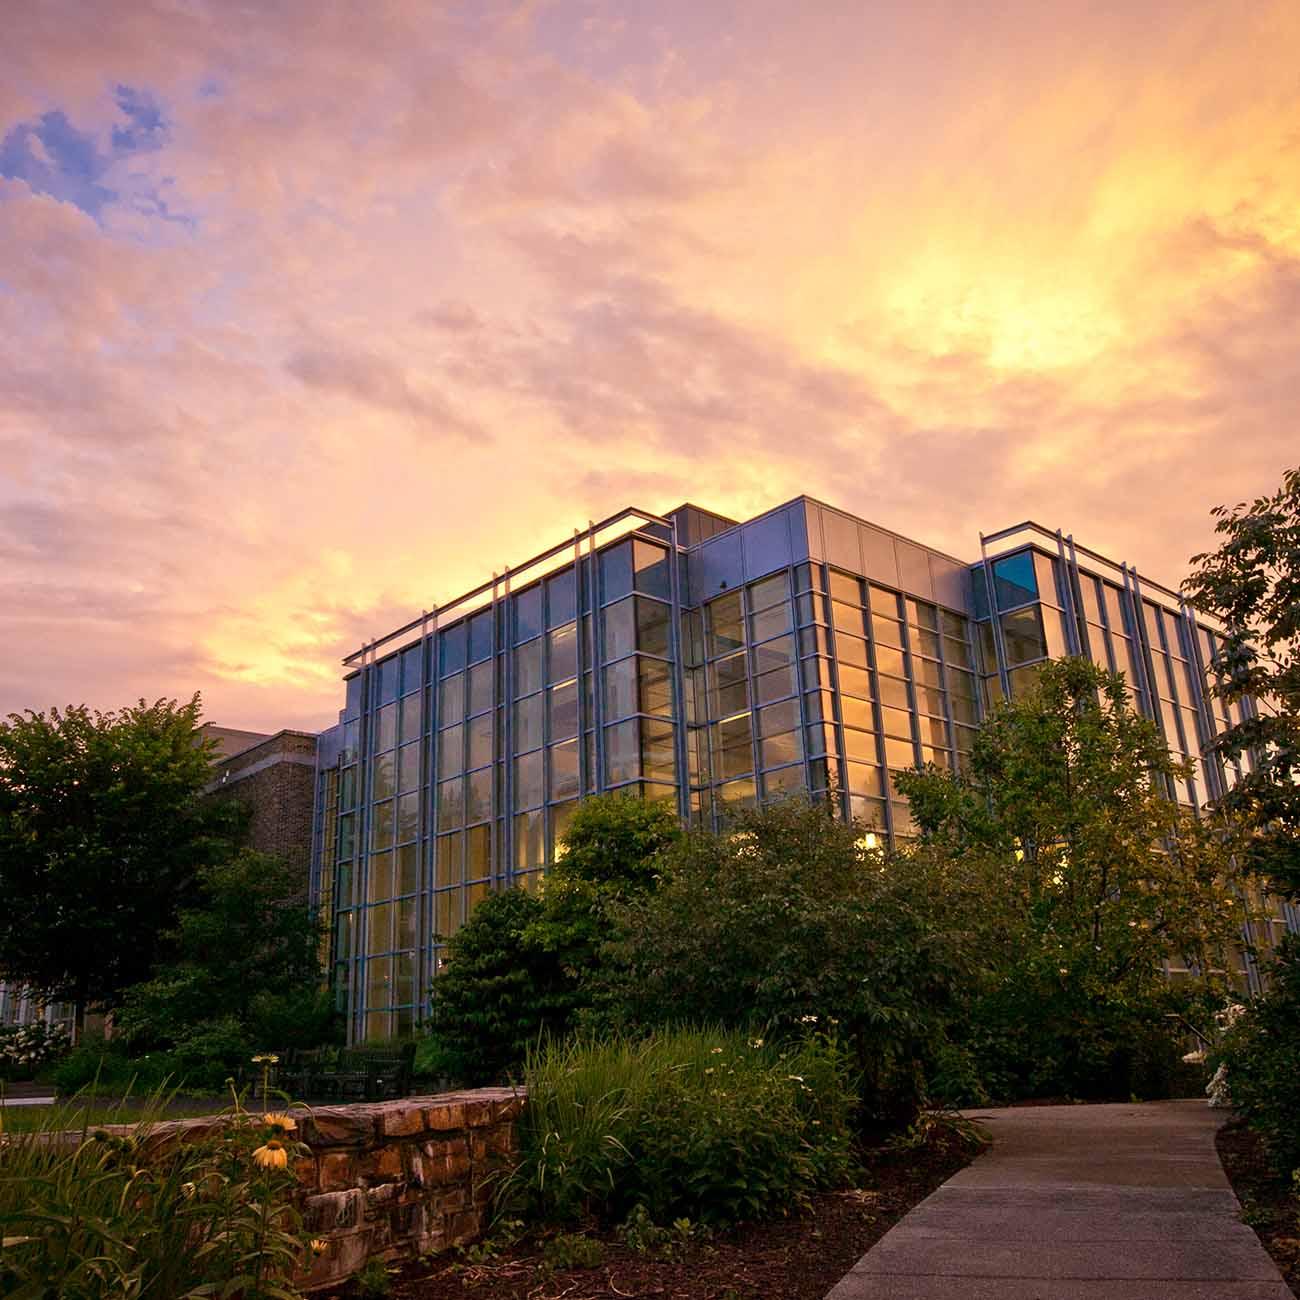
[507,1027,857,1228]
[0,1083,311,1298]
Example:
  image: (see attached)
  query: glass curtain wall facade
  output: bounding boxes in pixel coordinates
[973,522,1297,990]
[311,500,1297,1037]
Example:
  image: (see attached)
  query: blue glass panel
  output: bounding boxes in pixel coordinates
[993,552,1037,610]
[438,622,467,677]
[400,643,422,695]
[345,674,363,719]
[633,540,672,599]
[468,611,493,663]
[547,568,577,627]
[376,656,399,705]
[600,541,633,603]
[971,567,991,621]
[514,585,543,642]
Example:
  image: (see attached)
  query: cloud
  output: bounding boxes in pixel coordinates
[1,0,1298,733]
[285,345,486,443]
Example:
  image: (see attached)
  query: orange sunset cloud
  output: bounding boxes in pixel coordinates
[1,0,1296,729]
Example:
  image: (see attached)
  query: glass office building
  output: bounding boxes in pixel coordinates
[310,497,1298,1040]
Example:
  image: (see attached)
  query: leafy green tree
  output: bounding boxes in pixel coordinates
[529,792,682,971]
[1216,934,1300,1174]
[601,797,969,1124]
[423,889,575,1083]
[0,696,244,1029]
[1184,465,1300,897]
[424,794,681,1084]
[895,657,1252,1099]
[116,850,337,1082]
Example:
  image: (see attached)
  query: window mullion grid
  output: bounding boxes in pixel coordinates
[426,618,441,989]
[667,518,690,820]
[789,561,814,802]
[820,565,853,825]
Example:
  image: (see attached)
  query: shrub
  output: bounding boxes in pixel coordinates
[425,889,577,1085]
[0,1020,71,1081]
[51,1037,181,1096]
[1217,935,1300,1174]
[508,1027,857,1229]
[599,799,962,1125]
[0,1089,312,1297]
[427,795,679,1084]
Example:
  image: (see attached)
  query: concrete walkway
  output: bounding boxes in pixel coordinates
[827,1101,1293,1300]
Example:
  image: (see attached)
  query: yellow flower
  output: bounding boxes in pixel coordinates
[311,1239,329,1256]
[253,1139,288,1170]
[263,1112,297,1135]
[250,1053,280,1065]
[180,1181,197,1199]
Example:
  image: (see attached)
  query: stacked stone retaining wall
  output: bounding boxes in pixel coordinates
[293,1089,523,1291]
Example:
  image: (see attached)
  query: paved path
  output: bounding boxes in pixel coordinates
[827,1101,1293,1300]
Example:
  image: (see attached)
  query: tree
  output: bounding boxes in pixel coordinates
[0,696,245,1028]
[423,888,576,1084]
[529,792,683,971]
[601,797,969,1124]
[895,657,1252,1099]
[424,793,681,1083]
[1184,465,1300,898]
[116,850,337,1082]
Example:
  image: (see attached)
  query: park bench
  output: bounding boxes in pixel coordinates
[261,1043,415,1102]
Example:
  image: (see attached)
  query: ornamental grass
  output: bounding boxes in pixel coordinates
[0,1074,315,1299]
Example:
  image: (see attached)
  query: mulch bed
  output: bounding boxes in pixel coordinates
[1216,1119,1300,1299]
[326,1126,985,1300]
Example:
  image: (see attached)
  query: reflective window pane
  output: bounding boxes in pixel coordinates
[838,663,873,699]
[467,661,493,715]
[515,639,544,696]
[754,663,796,705]
[633,540,671,599]
[515,810,544,869]
[515,585,543,643]
[546,569,577,629]
[398,742,421,793]
[397,792,419,842]
[548,624,578,683]
[600,541,634,602]
[371,798,395,848]
[373,751,396,800]
[374,703,397,753]
[750,571,791,610]
[436,778,464,831]
[637,597,672,657]
[1001,607,1048,666]
[550,739,580,800]
[706,593,744,658]
[514,692,543,752]
[467,713,493,769]
[761,729,802,768]
[437,725,463,779]
[605,719,640,785]
[841,695,875,732]
[466,823,491,880]
[549,679,579,741]
[439,673,464,724]
[465,768,491,824]
[514,749,544,809]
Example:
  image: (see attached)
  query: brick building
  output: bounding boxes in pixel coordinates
[200,724,319,873]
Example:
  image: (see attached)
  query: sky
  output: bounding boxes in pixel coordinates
[2,0,1297,732]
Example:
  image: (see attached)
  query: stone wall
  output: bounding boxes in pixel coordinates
[106,1089,523,1293]
[294,1089,523,1292]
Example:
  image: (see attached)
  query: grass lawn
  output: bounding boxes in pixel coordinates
[0,1095,230,1135]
